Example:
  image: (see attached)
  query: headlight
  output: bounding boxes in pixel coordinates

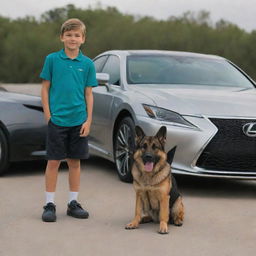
[143,104,197,128]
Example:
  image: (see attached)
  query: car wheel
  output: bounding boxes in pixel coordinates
[114,117,135,182]
[0,129,9,175]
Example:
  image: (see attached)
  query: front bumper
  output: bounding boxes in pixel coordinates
[137,115,256,179]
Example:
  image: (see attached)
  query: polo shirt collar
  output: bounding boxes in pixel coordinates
[59,49,83,61]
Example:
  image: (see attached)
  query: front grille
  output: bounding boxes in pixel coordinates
[196,118,256,172]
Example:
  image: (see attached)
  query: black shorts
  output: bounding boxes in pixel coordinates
[46,120,89,160]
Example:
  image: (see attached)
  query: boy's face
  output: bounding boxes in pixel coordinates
[60,29,85,51]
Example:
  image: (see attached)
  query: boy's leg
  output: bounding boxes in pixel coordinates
[67,158,80,192]
[42,160,61,222]
[65,124,89,219]
[66,158,89,219]
[42,120,68,222]
[44,121,68,201]
[67,158,80,203]
[45,160,61,192]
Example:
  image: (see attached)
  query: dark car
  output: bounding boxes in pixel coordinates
[0,89,46,174]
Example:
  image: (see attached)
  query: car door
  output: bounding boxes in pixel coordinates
[90,55,121,157]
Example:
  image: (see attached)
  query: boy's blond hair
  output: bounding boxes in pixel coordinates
[60,18,86,37]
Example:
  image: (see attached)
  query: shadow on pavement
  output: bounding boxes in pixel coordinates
[2,156,115,177]
[3,160,47,177]
[82,156,116,174]
[2,157,256,199]
[175,174,256,199]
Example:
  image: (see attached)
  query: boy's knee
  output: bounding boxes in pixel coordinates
[67,159,80,169]
[47,160,61,169]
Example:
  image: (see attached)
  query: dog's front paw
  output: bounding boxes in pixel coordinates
[173,214,184,226]
[158,221,169,234]
[125,222,139,230]
[174,220,183,226]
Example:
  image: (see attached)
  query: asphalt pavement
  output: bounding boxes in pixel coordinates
[1,157,256,256]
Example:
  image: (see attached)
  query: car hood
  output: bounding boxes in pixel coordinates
[132,85,256,117]
[0,91,42,106]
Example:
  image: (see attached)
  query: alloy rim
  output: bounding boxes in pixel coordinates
[115,123,132,176]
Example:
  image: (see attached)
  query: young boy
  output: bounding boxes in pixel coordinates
[40,18,98,222]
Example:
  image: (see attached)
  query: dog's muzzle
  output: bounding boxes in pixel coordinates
[142,153,155,172]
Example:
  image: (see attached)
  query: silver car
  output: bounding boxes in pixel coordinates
[89,50,256,182]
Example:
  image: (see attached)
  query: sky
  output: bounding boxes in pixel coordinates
[1,0,256,32]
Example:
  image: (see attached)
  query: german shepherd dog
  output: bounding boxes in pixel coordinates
[125,126,184,234]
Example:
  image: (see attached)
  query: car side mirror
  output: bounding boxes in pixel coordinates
[96,73,110,86]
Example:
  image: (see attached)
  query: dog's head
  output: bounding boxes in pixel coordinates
[133,126,167,173]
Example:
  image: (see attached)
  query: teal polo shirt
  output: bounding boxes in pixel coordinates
[40,49,98,127]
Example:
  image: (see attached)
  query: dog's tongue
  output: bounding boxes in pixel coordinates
[144,162,154,172]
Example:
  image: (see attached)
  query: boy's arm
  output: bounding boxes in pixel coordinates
[80,87,94,137]
[41,80,51,122]
[85,86,93,126]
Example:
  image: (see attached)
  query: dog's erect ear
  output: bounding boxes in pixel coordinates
[167,146,177,165]
[135,126,145,146]
[155,126,167,147]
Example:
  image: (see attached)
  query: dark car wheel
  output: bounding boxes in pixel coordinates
[114,117,135,183]
[0,129,9,175]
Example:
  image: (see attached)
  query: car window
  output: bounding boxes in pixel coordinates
[127,55,254,88]
[101,55,120,85]
[94,55,109,72]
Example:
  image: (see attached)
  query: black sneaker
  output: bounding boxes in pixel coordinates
[67,200,89,219]
[42,202,56,222]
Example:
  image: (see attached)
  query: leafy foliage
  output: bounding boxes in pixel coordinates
[0,5,256,82]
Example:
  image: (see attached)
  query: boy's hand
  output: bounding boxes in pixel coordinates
[45,115,51,123]
[80,121,90,137]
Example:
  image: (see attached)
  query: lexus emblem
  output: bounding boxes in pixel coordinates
[242,122,256,137]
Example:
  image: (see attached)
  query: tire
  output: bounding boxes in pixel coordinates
[0,129,9,175]
[114,117,135,183]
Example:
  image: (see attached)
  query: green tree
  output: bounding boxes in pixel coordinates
[0,5,256,82]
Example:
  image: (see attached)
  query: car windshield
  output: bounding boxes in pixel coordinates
[126,55,254,88]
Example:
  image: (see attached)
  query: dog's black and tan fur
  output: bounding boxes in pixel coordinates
[125,126,184,234]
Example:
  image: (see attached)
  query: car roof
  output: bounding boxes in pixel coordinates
[99,50,225,60]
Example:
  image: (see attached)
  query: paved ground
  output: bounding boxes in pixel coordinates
[1,157,256,256]
[0,83,41,96]
[1,84,256,256]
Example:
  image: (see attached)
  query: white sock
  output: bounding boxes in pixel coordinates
[69,191,78,203]
[45,192,55,204]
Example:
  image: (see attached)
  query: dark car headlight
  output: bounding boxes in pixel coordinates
[143,104,197,128]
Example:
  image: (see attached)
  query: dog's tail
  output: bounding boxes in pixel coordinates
[167,146,177,166]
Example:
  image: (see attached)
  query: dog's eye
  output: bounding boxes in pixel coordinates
[143,143,147,150]
[152,143,156,150]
